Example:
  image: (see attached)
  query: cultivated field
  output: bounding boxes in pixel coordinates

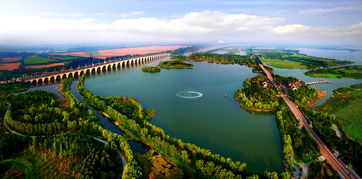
[97,45,188,57]
[51,46,188,59]
[50,52,91,57]
[261,58,307,69]
[0,62,21,70]
[25,62,65,69]
[0,57,22,63]
[24,56,57,65]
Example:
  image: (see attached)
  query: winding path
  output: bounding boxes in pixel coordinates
[2,103,127,176]
[255,56,360,179]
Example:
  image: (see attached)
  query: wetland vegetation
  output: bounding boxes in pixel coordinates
[305,65,362,79]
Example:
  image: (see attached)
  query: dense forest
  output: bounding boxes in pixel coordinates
[275,108,338,177]
[0,82,30,96]
[0,78,135,178]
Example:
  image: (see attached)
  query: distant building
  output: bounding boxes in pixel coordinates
[261,81,268,88]
[286,82,297,90]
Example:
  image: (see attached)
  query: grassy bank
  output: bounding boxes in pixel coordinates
[314,83,362,143]
[305,65,362,79]
[253,49,353,69]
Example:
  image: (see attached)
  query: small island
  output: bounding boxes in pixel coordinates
[158,60,194,69]
[234,75,281,112]
[141,66,161,72]
[305,65,362,79]
[234,75,326,112]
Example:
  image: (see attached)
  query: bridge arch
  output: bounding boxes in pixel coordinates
[38,79,43,85]
[44,78,49,84]
[31,80,37,85]
[50,76,55,83]
[85,69,89,75]
[56,75,61,82]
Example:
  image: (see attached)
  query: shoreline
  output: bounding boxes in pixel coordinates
[304,90,327,107]
[234,97,275,112]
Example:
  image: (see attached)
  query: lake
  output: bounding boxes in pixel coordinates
[30,47,362,173]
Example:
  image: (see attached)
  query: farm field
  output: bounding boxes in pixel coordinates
[0,62,21,70]
[25,62,65,69]
[49,46,188,59]
[0,57,22,63]
[24,56,57,65]
[261,58,307,69]
[97,46,189,58]
[50,52,91,58]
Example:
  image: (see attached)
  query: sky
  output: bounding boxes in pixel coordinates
[0,0,361,47]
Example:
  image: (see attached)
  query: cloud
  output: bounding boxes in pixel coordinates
[119,11,144,18]
[298,6,356,15]
[42,11,145,18]
[272,24,310,34]
[42,12,85,17]
[0,10,361,46]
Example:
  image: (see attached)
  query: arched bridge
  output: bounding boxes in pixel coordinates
[22,53,170,85]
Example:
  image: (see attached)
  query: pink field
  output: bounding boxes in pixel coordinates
[0,63,21,71]
[97,46,189,58]
[50,52,90,57]
[25,62,65,69]
[0,57,22,62]
[50,46,188,58]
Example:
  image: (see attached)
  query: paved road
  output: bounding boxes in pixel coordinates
[256,57,360,179]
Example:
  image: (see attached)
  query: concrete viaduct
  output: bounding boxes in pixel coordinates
[22,53,170,85]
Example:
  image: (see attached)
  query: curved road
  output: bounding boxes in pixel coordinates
[255,56,360,179]
[2,103,127,176]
